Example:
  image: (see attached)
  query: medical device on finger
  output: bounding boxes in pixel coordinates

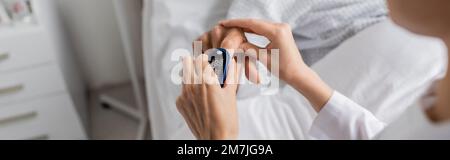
[207,48,231,88]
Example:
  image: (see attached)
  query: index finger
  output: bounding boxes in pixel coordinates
[182,56,195,84]
[220,19,276,39]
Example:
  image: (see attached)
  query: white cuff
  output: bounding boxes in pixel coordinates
[309,91,386,140]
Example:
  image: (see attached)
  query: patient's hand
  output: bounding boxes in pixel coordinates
[196,25,260,84]
[176,54,241,140]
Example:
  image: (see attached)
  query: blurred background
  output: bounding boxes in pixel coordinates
[0,0,147,140]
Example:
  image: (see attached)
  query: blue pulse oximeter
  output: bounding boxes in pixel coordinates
[207,48,231,88]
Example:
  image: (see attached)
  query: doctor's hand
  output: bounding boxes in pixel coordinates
[220,19,308,85]
[197,25,261,84]
[176,54,240,140]
[221,19,333,112]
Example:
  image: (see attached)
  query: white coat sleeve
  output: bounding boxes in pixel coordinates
[309,91,386,140]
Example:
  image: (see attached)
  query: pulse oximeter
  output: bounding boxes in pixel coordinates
[207,48,231,88]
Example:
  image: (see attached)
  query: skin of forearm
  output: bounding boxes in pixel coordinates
[423,36,450,122]
[288,66,333,112]
[432,37,450,122]
[437,37,450,120]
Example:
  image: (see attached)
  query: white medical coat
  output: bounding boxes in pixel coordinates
[309,90,450,140]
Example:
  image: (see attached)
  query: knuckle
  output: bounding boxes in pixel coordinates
[221,40,235,48]
[213,25,224,31]
[212,25,224,36]
[228,27,242,35]
[275,23,292,35]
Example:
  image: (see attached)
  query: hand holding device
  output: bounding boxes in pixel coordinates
[176,54,240,140]
[207,48,231,88]
[221,19,333,111]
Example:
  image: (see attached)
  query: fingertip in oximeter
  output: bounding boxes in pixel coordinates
[207,48,231,88]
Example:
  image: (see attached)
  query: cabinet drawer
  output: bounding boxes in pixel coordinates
[0,64,66,105]
[0,28,54,73]
[0,94,86,140]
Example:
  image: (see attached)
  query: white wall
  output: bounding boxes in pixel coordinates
[55,0,129,89]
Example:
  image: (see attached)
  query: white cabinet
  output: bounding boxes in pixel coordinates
[0,27,53,73]
[0,65,65,105]
[0,94,85,140]
[0,0,87,139]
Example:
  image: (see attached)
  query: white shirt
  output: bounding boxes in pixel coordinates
[309,91,450,140]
